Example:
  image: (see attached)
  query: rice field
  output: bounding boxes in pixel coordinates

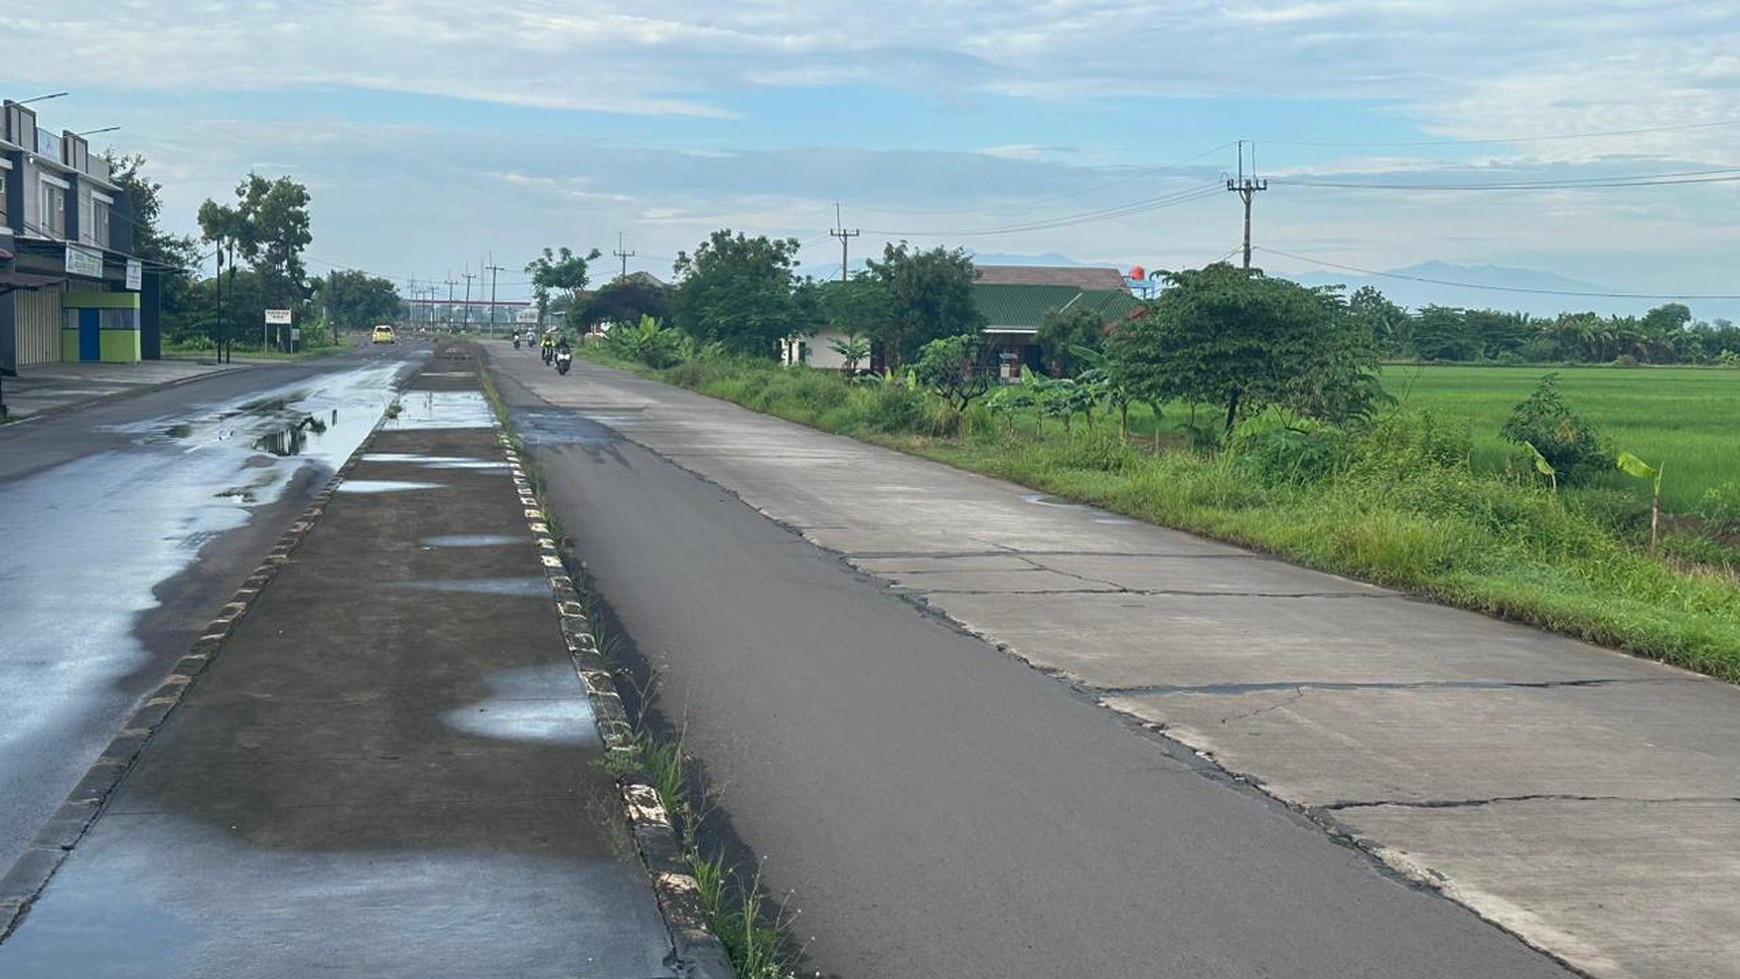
[1384,364,1740,512]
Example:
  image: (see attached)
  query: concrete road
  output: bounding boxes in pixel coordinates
[0,343,420,874]
[490,346,1573,979]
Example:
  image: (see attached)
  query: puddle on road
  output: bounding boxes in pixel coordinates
[508,408,618,446]
[442,664,599,747]
[389,577,551,597]
[251,412,331,457]
[386,391,495,430]
[361,453,508,470]
[335,480,446,494]
[418,535,523,548]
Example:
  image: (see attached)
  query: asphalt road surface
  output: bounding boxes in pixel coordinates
[0,343,420,874]
[491,353,1569,979]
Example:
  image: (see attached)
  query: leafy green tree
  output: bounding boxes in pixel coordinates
[1036,305,1106,377]
[1411,305,1478,361]
[1104,263,1385,435]
[605,315,689,368]
[572,274,671,331]
[1349,285,1412,357]
[197,173,312,349]
[108,154,204,347]
[815,275,891,353]
[827,331,872,372]
[526,246,603,325]
[670,230,807,358]
[863,243,983,368]
[914,333,990,413]
[314,270,402,337]
[1499,373,1607,484]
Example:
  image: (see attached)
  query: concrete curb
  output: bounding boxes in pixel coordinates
[500,436,736,979]
[0,410,370,942]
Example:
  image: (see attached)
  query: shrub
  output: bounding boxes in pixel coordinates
[863,387,927,434]
[1054,429,1140,473]
[1230,416,1347,485]
[1569,487,1652,538]
[1499,373,1607,485]
[1700,482,1740,525]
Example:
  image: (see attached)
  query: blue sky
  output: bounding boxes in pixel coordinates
[5,1,1740,315]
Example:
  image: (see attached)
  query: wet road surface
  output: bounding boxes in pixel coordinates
[489,351,1571,979]
[0,345,420,874]
[0,349,676,977]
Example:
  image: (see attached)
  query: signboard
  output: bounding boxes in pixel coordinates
[264,308,293,325]
[124,259,142,291]
[65,243,103,279]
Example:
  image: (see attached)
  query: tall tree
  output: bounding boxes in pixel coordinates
[863,243,983,368]
[572,274,671,331]
[670,230,806,358]
[1104,262,1385,435]
[526,246,602,325]
[315,270,403,334]
[1036,304,1107,377]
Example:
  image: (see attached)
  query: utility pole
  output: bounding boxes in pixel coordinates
[486,255,506,337]
[1226,140,1267,271]
[612,232,635,280]
[462,268,476,333]
[829,202,859,282]
[445,276,456,332]
[328,268,338,343]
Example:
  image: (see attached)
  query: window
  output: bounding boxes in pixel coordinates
[0,176,10,233]
[38,178,66,238]
[92,200,111,248]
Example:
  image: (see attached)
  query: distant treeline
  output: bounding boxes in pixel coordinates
[1349,288,1740,365]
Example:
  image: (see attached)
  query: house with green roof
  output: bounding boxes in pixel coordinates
[787,264,1139,377]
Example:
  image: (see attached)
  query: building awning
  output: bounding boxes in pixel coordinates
[0,270,67,292]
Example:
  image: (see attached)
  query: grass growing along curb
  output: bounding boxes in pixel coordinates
[581,349,1740,684]
[482,352,807,979]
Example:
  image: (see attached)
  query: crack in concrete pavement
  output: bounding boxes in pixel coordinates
[1324,794,1740,811]
[1101,677,1691,697]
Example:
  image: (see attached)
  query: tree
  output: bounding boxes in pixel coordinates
[526,246,603,325]
[1036,304,1106,377]
[863,243,983,368]
[828,331,872,372]
[1500,373,1607,485]
[572,274,671,331]
[1103,263,1385,436]
[914,333,990,413]
[315,270,402,336]
[670,230,807,358]
[197,173,312,350]
[108,154,204,348]
[1348,286,1411,357]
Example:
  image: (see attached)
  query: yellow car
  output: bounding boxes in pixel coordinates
[371,325,396,344]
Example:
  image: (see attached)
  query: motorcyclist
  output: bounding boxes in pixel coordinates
[540,331,555,365]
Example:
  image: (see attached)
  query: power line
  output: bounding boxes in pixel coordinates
[1272,167,1740,192]
[1257,118,1740,148]
[1254,245,1740,301]
[863,183,1222,238]
[847,141,1236,218]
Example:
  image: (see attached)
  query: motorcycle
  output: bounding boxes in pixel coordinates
[555,350,573,376]
[513,336,521,350]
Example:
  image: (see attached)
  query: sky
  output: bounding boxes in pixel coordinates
[4,1,1740,315]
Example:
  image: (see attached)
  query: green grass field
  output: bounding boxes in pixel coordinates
[1383,364,1740,512]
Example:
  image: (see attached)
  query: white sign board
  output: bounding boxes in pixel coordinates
[124,259,142,291]
[264,308,293,325]
[65,243,103,279]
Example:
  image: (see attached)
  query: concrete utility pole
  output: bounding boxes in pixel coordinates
[462,268,476,332]
[612,232,635,280]
[445,276,456,331]
[1226,140,1268,271]
[328,269,338,342]
[486,257,506,335]
[829,202,859,282]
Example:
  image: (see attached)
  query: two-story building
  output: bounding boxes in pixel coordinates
[1,97,148,378]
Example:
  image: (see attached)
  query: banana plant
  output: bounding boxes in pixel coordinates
[1523,440,1558,493]
[1617,451,1664,553]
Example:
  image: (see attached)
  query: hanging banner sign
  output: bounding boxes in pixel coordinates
[65,243,103,278]
[125,259,142,291]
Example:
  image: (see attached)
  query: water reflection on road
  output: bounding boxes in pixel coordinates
[0,362,407,871]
